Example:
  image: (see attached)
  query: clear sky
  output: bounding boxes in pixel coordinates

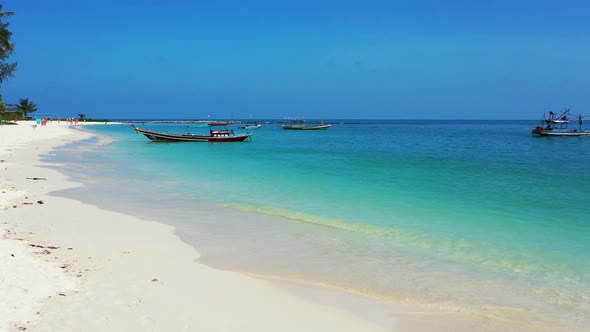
[2,0,589,120]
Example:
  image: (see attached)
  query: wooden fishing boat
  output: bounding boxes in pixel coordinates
[282,119,331,130]
[132,125,252,142]
[532,108,590,137]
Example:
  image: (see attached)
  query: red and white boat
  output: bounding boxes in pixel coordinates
[531,109,590,137]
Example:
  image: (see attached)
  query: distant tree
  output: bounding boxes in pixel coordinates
[0,5,16,87]
[0,94,5,122]
[0,7,14,54]
[15,98,37,118]
[0,94,17,122]
[78,113,87,121]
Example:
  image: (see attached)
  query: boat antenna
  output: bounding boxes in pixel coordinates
[541,107,550,120]
[558,107,571,118]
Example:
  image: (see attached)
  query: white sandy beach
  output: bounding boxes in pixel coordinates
[1,121,545,332]
[0,121,396,331]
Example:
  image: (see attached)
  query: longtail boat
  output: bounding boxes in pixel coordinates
[282,119,331,130]
[132,125,251,142]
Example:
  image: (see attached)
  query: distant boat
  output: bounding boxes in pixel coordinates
[531,108,590,137]
[208,121,233,126]
[132,124,251,142]
[239,123,262,129]
[282,119,331,130]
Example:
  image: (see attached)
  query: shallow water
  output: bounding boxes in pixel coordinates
[47,121,590,330]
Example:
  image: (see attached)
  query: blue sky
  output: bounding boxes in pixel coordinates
[2,0,589,120]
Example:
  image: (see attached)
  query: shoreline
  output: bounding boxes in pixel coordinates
[0,121,394,331]
[1,121,566,331]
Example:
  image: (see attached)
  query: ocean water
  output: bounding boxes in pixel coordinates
[49,120,589,330]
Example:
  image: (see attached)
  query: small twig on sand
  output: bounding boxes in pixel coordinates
[26,177,47,180]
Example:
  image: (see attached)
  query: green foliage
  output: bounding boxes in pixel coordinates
[0,94,5,121]
[15,98,37,118]
[0,5,16,87]
[78,113,87,121]
[0,94,15,123]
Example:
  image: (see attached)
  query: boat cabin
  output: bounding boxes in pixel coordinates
[210,128,234,137]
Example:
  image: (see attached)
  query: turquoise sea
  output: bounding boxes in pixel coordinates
[49,120,589,330]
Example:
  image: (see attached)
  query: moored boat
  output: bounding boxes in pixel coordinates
[532,108,590,137]
[239,123,262,129]
[132,124,252,142]
[282,119,331,130]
